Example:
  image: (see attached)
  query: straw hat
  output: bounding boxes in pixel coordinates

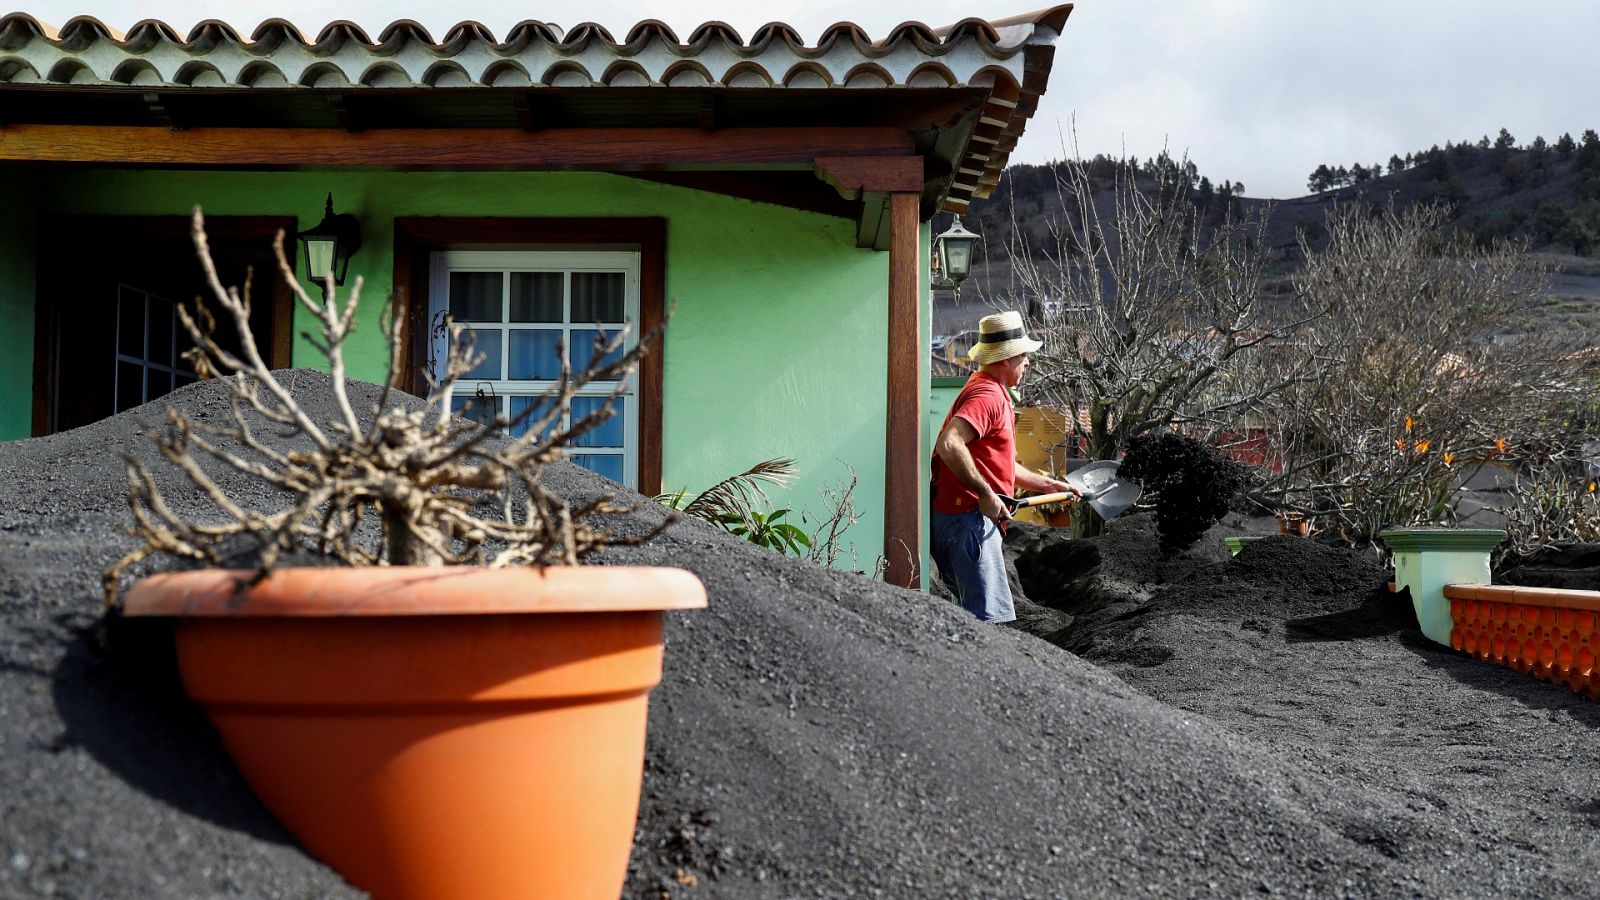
[967,310,1042,365]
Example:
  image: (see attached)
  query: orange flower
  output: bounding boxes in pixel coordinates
[1395,438,1407,452]
[1404,416,1414,431]
[1415,439,1431,453]
[1443,452,1455,465]
[1590,482,1598,493]
[1494,437,1508,454]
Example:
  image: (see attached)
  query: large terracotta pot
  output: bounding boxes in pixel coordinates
[123,566,706,900]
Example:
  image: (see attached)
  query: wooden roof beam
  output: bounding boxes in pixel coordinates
[0,124,916,168]
[814,155,927,245]
[814,155,924,199]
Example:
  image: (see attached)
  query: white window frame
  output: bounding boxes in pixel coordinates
[428,250,641,488]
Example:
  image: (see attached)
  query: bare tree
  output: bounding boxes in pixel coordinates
[104,208,665,607]
[1003,150,1298,457]
[1498,464,1600,561]
[995,143,1308,533]
[1254,201,1600,543]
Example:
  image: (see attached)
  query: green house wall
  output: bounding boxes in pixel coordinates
[928,376,967,458]
[1,169,932,576]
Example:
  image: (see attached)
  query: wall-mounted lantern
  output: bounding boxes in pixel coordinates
[296,193,362,287]
[933,215,981,290]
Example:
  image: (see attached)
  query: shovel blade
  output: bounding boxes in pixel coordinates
[1089,493,1137,521]
[1067,461,1142,521]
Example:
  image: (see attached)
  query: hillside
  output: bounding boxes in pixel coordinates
[944,132,1600,338]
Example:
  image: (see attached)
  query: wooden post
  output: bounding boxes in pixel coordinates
[883,191,922,588]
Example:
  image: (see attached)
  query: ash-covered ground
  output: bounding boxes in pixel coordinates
[2,373,1598,899]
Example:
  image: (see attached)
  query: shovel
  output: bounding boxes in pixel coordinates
[999,460,1142,521]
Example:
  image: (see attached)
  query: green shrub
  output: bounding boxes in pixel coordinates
[717,507,811,556]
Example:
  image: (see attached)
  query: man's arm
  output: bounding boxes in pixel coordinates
[935,417,1009,522]
[1014,463,1077,497]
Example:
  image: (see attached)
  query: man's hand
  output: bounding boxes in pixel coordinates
[1043,478,1082,501]
[977,490,1009,523]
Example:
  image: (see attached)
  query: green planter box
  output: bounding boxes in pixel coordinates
[1378,528,1506,646]
[1224,536,1265,556]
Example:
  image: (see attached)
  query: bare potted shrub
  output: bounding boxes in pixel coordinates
[104,210,703,900]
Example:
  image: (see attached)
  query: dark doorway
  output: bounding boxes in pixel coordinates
[32,216,295,436]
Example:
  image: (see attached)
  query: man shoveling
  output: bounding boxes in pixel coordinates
[930,311,1078,623]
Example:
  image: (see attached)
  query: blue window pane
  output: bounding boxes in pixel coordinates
[507,395,557,440]
[569,395,624,445]
[451,393,501,427]
[571,272,624,323]
[449,272,502,322]
[510,272,563,323]
[571,396,624,447]
[571,453,624,483]
[462,329,501,381]
[571,328,624,380]
[509,329,562,380]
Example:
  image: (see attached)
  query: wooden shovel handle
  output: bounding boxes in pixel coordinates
[1007,491,1079,509]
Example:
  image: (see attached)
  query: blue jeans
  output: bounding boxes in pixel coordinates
[930,510,1015,623]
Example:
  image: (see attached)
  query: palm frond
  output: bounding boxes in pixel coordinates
[670,458,797,524]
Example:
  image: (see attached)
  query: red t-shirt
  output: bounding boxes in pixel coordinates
[931,371,1015,515]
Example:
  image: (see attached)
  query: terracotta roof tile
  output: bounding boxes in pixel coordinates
[747,21,805,49]
[248,17,309,47]
[685,21,743,47]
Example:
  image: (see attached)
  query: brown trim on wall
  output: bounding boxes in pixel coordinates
[392,217,667,496]
[883,192,923,588]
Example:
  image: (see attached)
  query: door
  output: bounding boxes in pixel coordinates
[35,216,294,435]
[429,250,642,488]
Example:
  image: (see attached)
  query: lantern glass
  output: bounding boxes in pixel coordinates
[934,216,981,286]
[943,240,974,280]
[304,237,336,281]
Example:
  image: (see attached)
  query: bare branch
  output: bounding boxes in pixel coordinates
[103,210,670,607]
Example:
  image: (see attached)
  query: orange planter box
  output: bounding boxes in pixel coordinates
[1444,584,1600,699]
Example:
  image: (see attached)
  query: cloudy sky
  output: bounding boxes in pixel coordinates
[15,0,1600,198]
